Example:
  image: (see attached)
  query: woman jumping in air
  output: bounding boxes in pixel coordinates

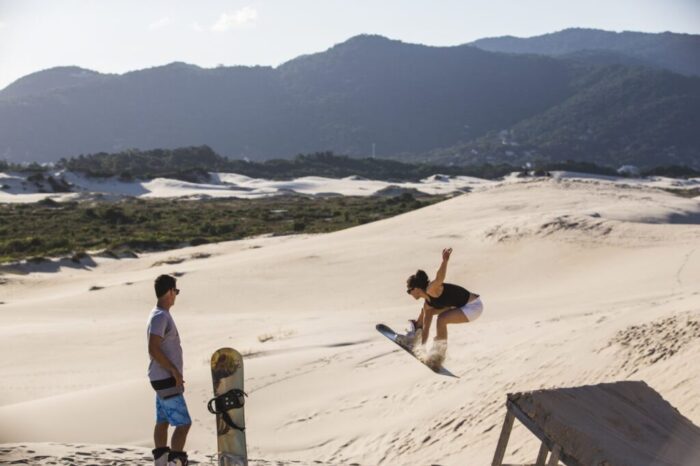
[401,247,483,369]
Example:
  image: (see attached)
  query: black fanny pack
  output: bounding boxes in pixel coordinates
[150,376,184,399]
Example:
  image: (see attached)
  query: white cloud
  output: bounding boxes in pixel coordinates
[0,21,6,30]
[211,7,258,32]
[148,16,172,31]
[192,21,204,32]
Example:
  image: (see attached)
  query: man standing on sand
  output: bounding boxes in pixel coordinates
[147,274,191,466]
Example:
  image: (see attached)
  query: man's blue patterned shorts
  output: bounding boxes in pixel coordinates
[155,394,192,426]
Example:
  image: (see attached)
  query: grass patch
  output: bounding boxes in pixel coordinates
[0,193,445,263]
[661,187,700,198]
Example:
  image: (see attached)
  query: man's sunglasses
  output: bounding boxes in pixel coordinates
[406,287,414,294]
[173,288,180,295]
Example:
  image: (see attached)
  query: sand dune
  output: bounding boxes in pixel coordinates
[0,442,340,465]
[2,169,698,203]
[0,170,489,203]
[1,177,699,465]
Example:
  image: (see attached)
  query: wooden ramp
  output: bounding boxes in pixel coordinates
[491,381,700,466]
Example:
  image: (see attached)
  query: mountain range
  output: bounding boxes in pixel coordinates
[469,28,700,77]
[1,28,699,168]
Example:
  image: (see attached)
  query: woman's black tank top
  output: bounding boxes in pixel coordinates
[427,283,471,309]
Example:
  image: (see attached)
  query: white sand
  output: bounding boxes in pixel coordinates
[0,170,489,203]
[1,177,699,465]
[2,169,697,204]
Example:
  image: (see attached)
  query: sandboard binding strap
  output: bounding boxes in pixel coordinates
[207,388,248,431]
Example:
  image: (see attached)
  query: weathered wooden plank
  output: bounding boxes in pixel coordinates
[491,411,515,466]
[547,444,561,466]
[506,399,580,466]
[505,381,700,466]
[535,441,549,466]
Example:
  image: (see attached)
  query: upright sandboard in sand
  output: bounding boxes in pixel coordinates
[376,323,457,378]
[208,347,248,466]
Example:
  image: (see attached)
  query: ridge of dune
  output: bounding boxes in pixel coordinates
[0,170,489,202]
[2,169,699,203]
[1,178,699,465]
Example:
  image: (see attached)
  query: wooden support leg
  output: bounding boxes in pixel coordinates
[491,411,515,466]
[547,444,561,466]
[535,441,548,466]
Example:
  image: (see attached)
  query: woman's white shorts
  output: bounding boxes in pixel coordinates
[460,297,483,322]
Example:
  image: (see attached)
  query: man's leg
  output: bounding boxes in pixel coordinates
[168,424,191,466]
[153,397,171,465]
[163,394,193,465]
[171,424,191,451]
[154,422,168,448]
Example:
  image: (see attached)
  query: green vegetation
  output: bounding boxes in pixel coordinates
[428,65,700,168]
[58,147,516,182]
[59,146,222,182]
[0,193,444,263]
[469,28,700,77]
[59,147,694,182]
[0,160,48,173]
[642,166,700,178]
[661,188,700,198]
[64,147,690,182]
[225,152,515,181]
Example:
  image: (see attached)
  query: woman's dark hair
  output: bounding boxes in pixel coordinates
[407,270,429,290]
[155,274,177,298]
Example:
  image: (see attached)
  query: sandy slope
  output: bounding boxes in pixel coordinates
[1,169,697,203]
[0,171,487,202]
[1,177,699,465]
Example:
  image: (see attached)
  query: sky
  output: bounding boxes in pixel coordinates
[0,0,699,90]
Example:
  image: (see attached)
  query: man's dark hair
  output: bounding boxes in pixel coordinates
[155,274,177,298]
